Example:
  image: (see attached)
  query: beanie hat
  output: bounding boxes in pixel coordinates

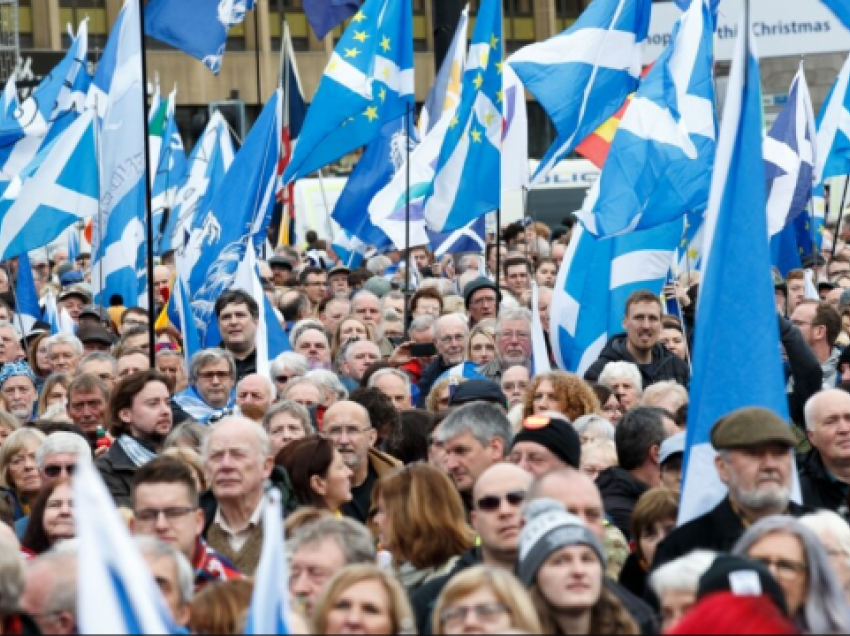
[697,555,789,617]
[463,277,501,310]
[517,498,605,587]
[512,414,581,469]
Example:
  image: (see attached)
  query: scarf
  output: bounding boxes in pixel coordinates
[118,435,158,468]
[174,385,235,424]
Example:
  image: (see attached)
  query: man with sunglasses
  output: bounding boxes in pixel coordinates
[410,463,533,634]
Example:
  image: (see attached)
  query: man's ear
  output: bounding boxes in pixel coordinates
[714,454,730,486]
[368,427,378,449]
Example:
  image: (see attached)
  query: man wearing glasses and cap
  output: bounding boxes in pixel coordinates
[58,286,92,326]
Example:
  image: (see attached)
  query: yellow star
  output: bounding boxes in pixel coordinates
[450,115,459,129]
[496,61,504,75]
[473,74,484,90]
[345,47,360,59]
[471,129,483,143]
[490,34,500,49]
[484,112,494,127]
[496,90,503,104]
[687,248,699,260]
[383,67,390,80]
[328,60,338,72]
[364,106,379,122]
[353,11,366,23]
[379,88,387,102]
[354,31,369,43]
[380,36,391,53]
[679,238,688,248]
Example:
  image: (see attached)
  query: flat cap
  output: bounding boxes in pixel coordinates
[710,407,796,451]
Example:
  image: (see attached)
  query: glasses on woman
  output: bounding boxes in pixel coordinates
[751,557,808,582]
[441,603,511,628]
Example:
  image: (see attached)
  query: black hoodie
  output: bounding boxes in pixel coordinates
[584,334,690,388]
[595,466,649,539]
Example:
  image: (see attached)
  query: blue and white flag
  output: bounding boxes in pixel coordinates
[550,220,682,375]
[162,112,235,254]
[430,216,486,258]
[679,19,795,525]
[303,0,363,40]
[332,230,368,269]
[244,489,290,635]
[145,0,257,74]
[440,361,487,383]
[151,89,188,254]
[508,0,651,182]
[14,252,41,336]
[0,76,18,124]
[419,5,469,136]
[91,0,148,308]
[816,52,850,184]
[765,63,817,239]
[182,90,282,347]
[422,0,503,233]
[0,112,98,261]
[820,0,850,31]
[42,291,74,335]
[531,282,553,375]
[173,267,201,371]
[579,0,716,238]
[68,225,80,263]
[74,460,176,634]
[282,0,414,184]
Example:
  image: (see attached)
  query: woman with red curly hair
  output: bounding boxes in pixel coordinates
[522,371,601,422]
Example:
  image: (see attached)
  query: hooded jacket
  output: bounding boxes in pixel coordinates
[584,335,690,388]
[595,467,650,539]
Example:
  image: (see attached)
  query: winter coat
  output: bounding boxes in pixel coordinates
[410,548,482,635]
[798,449,850,522]
[780,316,824,427]
[596,467,649,539]
[416,357,453,408]
[584,335,690,388]
[94,440,138,509]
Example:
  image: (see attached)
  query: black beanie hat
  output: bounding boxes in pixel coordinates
[464,277,501,310]
[511,414,581,469]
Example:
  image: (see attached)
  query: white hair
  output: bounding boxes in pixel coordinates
[800,510,850,563]
[202,416,272,464]
[36,432,93,469]
[236,374,277,401]
[0,321,21,341]
[641,381,689,410]
[598,361,643,393]
[270,351,309,379]
[134,536,194,607]
[804,389,849,432]
[0,535,24,614]
[45,333,83,356]
[573,414,616,441]
[649,550,717,598]
[367,368,411,397]
[366,255,391,276]
[305,369,349,402]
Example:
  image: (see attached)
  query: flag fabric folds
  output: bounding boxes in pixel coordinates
[0,112,99,261]
[282,0,414,184]
[816,52,850,184]
[14,252,41,336]
[550,220,682,376]
[430,216,486,258]
[303,0,363,41]
[75,460,176,634]
[144,0,257,74]
[579,0,716,238]
[508,0,651,181]
[422,0,503,233]
[679,19,794,524]
[0,76,18,124]
[331,230,368,269]
[419,6,469,136]
[151,89,188,254]
[820,0,850,31]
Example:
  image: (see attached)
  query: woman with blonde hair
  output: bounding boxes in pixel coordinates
[189,579,254,634]
[425,377,465,413]
[36,374,71,418]
[523,371,601,422]
[27,332,52,381]
[433,566,542,635]
[374,463,474,594]
[331,316,376,360]
[465,321,496,367]
[0,411,17,447]
[311,564,415,635]
[0,428,45,521]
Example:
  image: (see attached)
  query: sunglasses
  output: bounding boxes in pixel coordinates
[476,490,526,512]
[275,375,291,385]
[43,464,76,478]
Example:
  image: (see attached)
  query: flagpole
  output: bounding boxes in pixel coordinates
[404,102,412,317]
[137,0,159,367]
[831,177,850,264]
[253,6,263,108]
[495,206,501,288]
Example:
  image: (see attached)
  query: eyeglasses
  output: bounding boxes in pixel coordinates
[198,370,232,381]
[438,334,466,345]
[790,320,813,328]
[134,507,197,524]
[324,425,372,439]
[476,490,526,512]
[43,464,76,479]
[441,603,510,627]
[751,557,807,582]
[497,330,531,341]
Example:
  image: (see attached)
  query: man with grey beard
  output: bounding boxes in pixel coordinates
[651,407,810,571]
[479,308,533,382]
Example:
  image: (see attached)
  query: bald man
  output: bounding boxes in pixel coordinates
[800,389,850,520]
[323,401,401,525]
[235,374,276,421]
[411,463,533,633]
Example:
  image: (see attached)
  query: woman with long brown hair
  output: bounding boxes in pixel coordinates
[374,463,474,594]
[276,435,352,514]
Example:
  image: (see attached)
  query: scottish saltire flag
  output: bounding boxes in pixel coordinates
[0,23,89,181]
[422,0,503,233]
[531,282,553,375]
[765,63,817,239]
[579,0,717,238]
[508,0,651,181]
[244,490,290,635]
[820,0,850,31]
[68,225,80,263]
[173,269,201,370]
[304,0,363,40]
[0,112,98,260]
[816,52,850,184]
[182,90,282,347]
[679,21,796,525]
[151,90,188,254]
[673,0,720,19]
[441,361,487,383]
[74,461,176,634]
[419,5,469,136]
[91,0,148,308]
[550,220,682,375]
[145,0,257,74]
[148,92,167,179]
[430,216,486,258]
[282,0,414,183]
[14,252,41,336]
[161,112,235,254]
[0,76,18,124]
[332,230,367,269]
[43,291,74,335]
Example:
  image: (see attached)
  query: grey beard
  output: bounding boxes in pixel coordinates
[734,485,790,513]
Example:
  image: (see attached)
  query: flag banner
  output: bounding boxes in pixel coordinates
[508,0,651,182]
[303,0,363,40]
[680,16,796,524]
[419,5,469,136]
[820,0,850,32]
[151,89,188,255]
[578,0,717,238]
[14,252,41,336]
[283,0,414,184]
[429,216,487,258]
[144,0,257,74]
[816,52,850,184]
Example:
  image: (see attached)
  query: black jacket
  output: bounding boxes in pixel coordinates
[798,449,850,521]
[584,335,690,388]
[94,440,140,508]
[416,357,452,408]
[410,548,482,634]
[618,551,648,600]
[651,497,811,573]
[595,467,649,539]
[233,348,257,382]
[779,317,824,427]
[606,578,658,635]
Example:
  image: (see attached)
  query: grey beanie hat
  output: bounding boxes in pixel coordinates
[517,498,606,587]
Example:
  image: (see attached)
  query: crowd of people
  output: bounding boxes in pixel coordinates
[0,220,849,634]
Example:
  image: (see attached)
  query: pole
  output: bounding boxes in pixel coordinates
[404,103,412,301]
[253,6,263,108]
[432,0,463,71]
[137,0,158,367]
[831,177,850,264]
[495,207,502,290]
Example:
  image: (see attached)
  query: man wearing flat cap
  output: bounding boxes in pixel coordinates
[651,407,809,572]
